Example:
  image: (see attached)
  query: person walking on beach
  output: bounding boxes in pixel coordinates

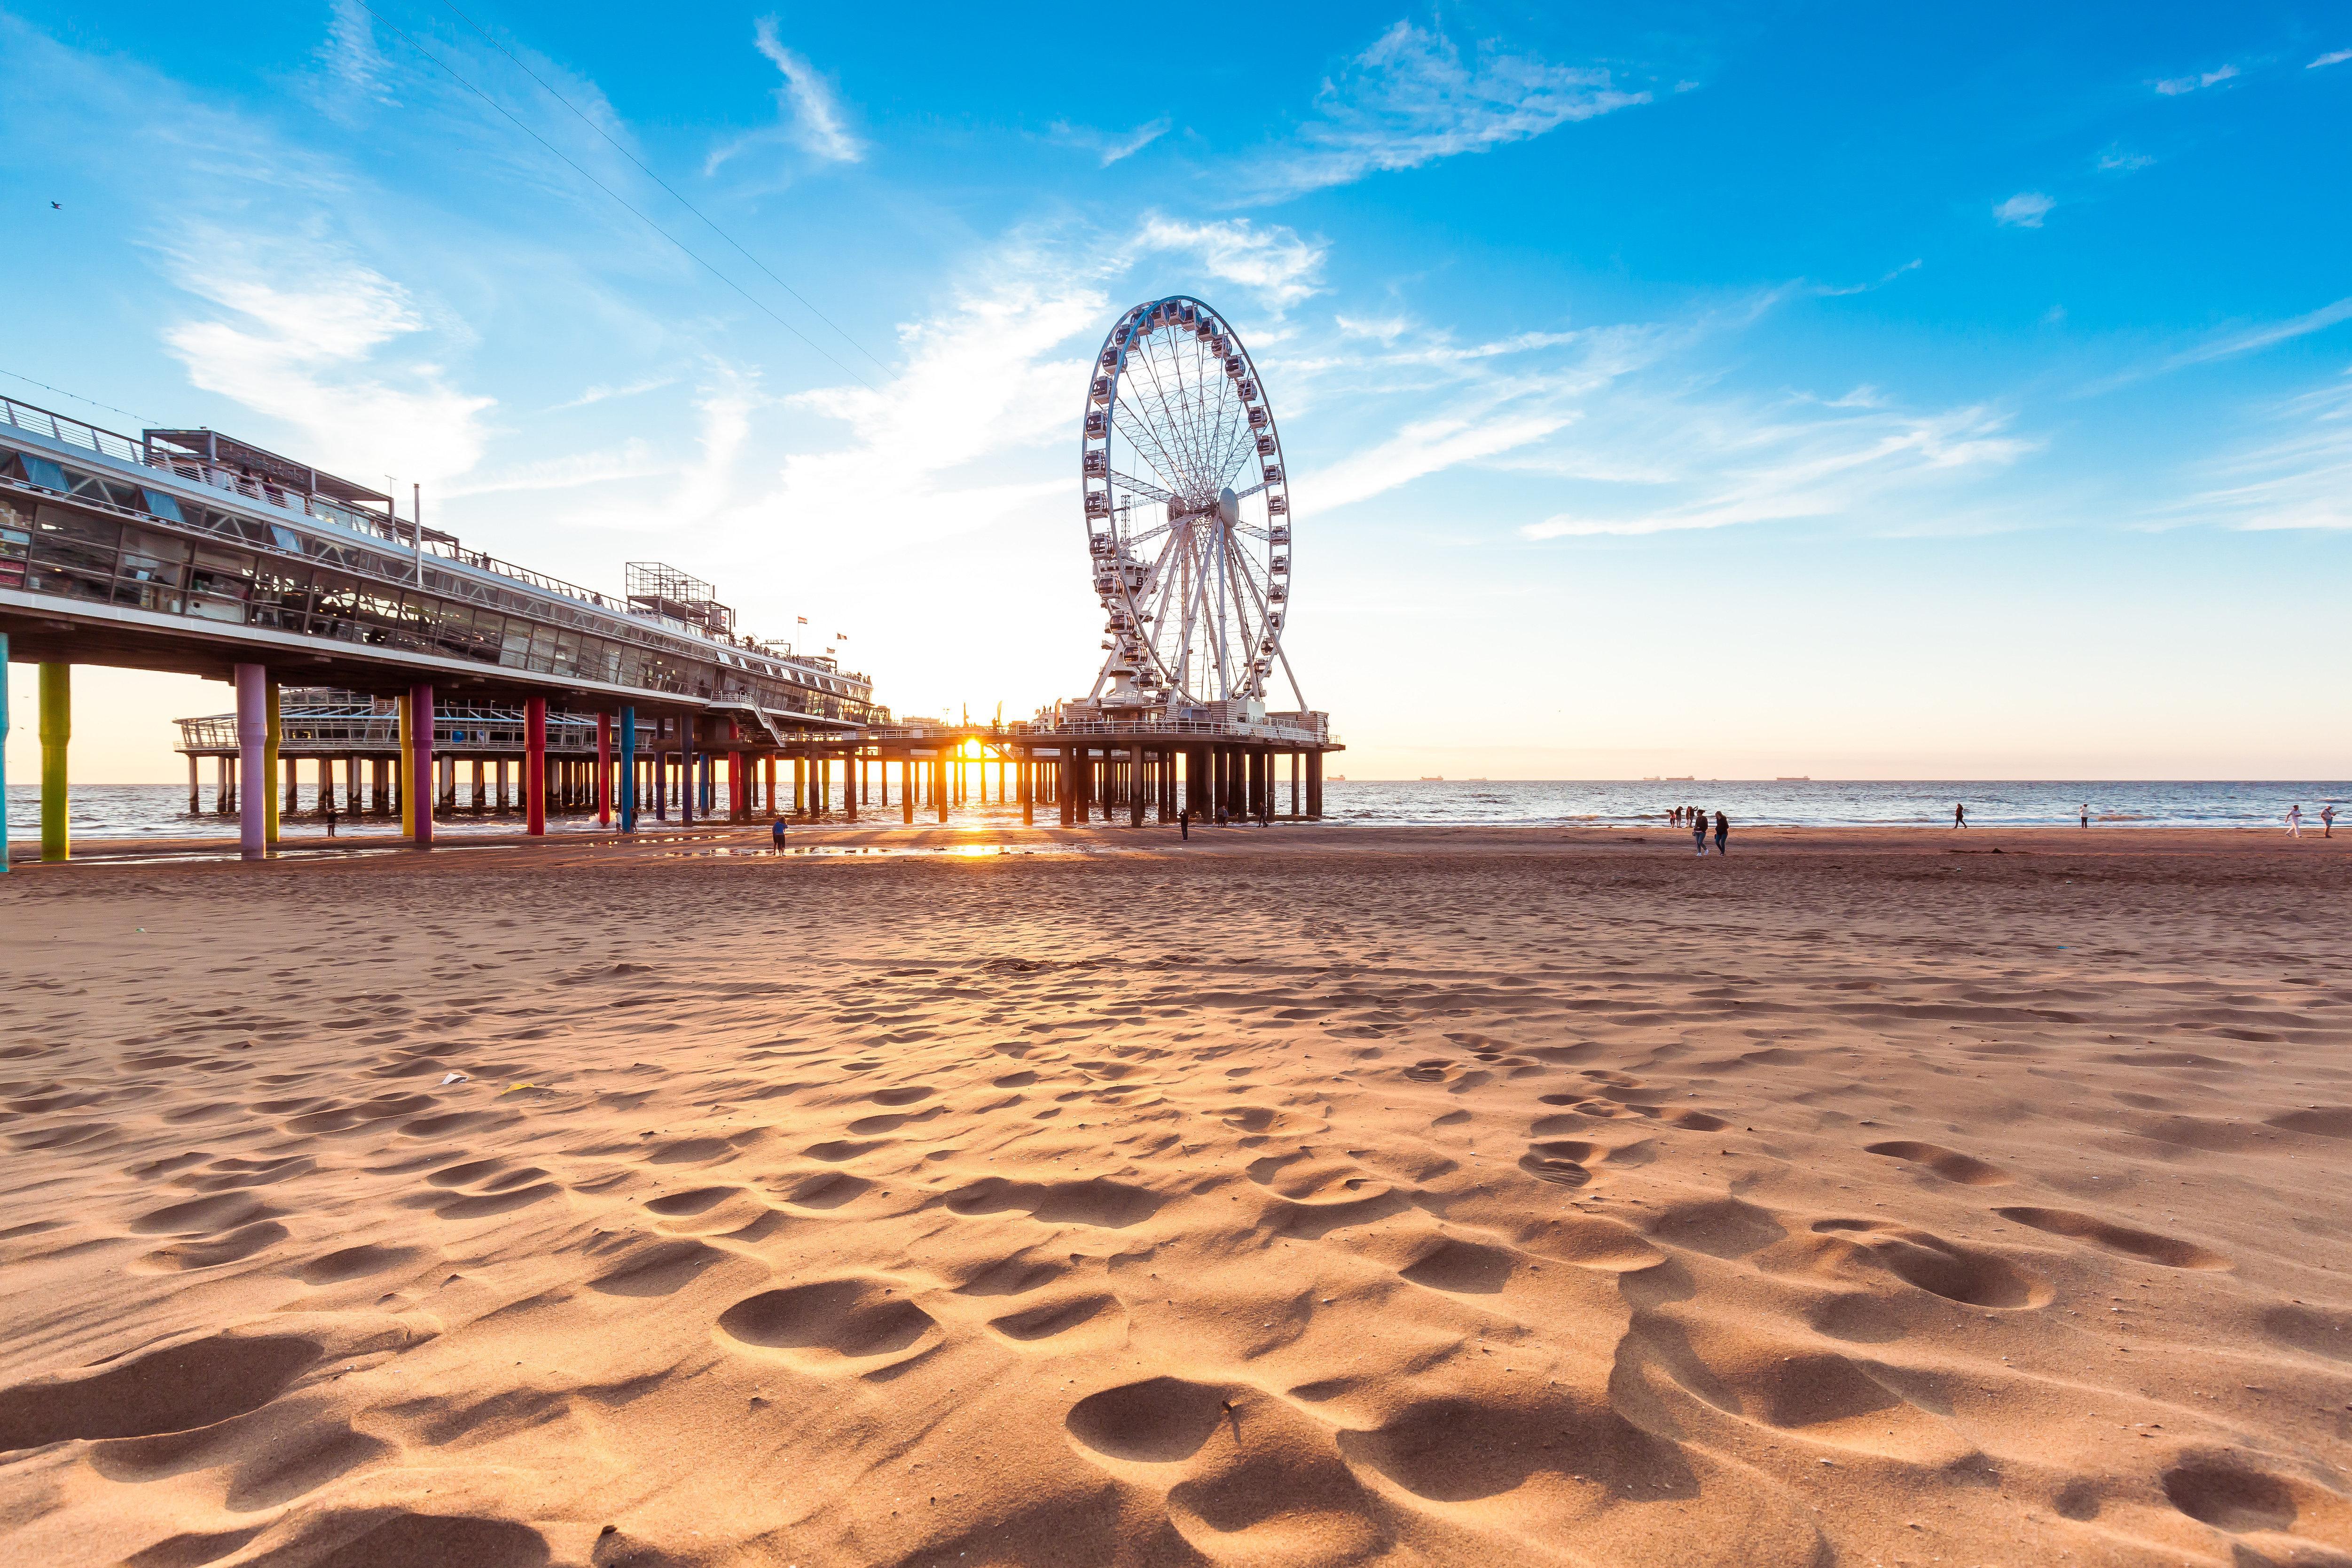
[323,801,338,838]
[2079,802,2090,829]
[2325,804,2338,838]
[1179,809,1190,841]
[1713,810,1729,855]
[1953,802,1968,829]
[2288,804,2303,838]
[771,815,787,848]
[1692,810,1709,856]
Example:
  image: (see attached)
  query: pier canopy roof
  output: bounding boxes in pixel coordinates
[143,428,392,514]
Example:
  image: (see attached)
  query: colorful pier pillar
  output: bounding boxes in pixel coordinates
[680,724,695,826]
[235,663,267,861]
[39,662,70,862]
[597,713,612,826]
[264,681,282,846]
[525,696,548,836]
[618,706,637,831]
[410,683,435,848]
[0,633,9,873]
[396,695,413,838]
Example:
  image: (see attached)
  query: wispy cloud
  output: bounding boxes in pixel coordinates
[1047,117,1171,166]
[2096,145,2154,173]
[438,440,663,498]
[548,375,677,411]
[708,18,862,174]
[159,228,492,485]
[2312,49,2352,69]
[317,0,395,103]
[1994,191,2054,227]
[1247,21,1648,200]
[1815,258,1922,297]
[2153,296,2352,376]
[1133,217,1325,311]
[2168,375,2352,531]
[1520,399,2037,538]
[2156,63,2239,95]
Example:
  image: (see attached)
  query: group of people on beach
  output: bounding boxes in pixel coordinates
[1669,806,1728,855]
[2288,804,2336,838]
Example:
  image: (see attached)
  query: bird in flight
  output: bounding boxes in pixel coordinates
[50,201,62,210]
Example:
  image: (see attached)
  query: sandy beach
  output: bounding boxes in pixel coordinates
[0,822,2347,1567]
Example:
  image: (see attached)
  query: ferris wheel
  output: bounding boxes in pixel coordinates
[1080,295,1301,713]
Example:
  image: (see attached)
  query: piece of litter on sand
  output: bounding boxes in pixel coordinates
[440,1072,469,1085]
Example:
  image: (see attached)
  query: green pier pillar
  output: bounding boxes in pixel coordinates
[39,663,68,862]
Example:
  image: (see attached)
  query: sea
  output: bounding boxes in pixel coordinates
[5,779,2344,840]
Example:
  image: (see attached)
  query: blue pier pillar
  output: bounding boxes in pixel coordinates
[680,721,695,827]
[619,706,637,831]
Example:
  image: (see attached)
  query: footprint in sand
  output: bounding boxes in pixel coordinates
[869,1085,935,1106]
[1807,1218,2051,1308]
[987,1293,1127,1350]
[295,1244,428,1286]
[719,1279,937,1365]
[0,1334,320,1450]
[1993,1206,2230,1270]
[591,1238,731,1297]
[942,1176,1163,1229]
[1398,1237,1521,1294]
[1865,1141,2012,1186]
[1517,1138,1596,1188]
[1066,1377,1232,1462]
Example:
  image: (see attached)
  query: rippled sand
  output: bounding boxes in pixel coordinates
[0,823,2347,1566]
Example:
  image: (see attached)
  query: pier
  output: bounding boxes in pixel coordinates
[0,393,1339,863]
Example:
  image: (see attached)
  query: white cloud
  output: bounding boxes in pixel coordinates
[1133,217,1325,311]
[317,0,394,102]
[2096,146,2154,172]
[1994,191,2054,227]
[1249,22,1648,199]
[708,18,862,173]
[438,440,663,498]
[1048,117,1171,166]
[2156,63,2239,94]
[2170,376,2352,531]
[1520,399,2037,538]
[548,376,678,411]
[2312,49,2352,69]
[159,229,491,486]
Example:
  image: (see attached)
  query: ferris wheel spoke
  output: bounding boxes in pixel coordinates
[1111,399,1185,494]
[1129,344,1201,492]
[1111,469,1175,506]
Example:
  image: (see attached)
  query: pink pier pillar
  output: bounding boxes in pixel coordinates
[410,683,436,848]
[235,663,267,861]
[525,697,548,837]
[597,713,612,826]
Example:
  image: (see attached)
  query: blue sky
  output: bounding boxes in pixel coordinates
[3,1,2348,780]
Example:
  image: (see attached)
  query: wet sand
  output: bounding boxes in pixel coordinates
[0,823,2347,1566]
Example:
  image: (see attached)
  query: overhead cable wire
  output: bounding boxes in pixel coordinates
[349,0,877,392]
[435,0,892,376]
[0,369,159,428]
